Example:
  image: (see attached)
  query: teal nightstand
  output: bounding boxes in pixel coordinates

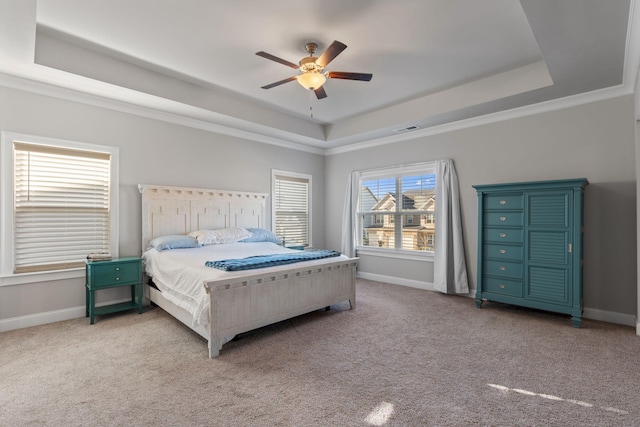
[85,257,143,324]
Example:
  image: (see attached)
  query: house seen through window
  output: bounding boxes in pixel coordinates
[357,163,436,252]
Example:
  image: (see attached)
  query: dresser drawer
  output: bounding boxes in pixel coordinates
[483,277,523,297]
[483,228,523,244]
[483,243,523,261]
[484,194,523,210]
[483,259,523,279]
[484,212,523,227]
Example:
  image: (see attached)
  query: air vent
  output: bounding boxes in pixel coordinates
[394,125,420,133]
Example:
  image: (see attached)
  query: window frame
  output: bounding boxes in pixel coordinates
[355,162,436,261]
[0,132,119,285]
[271,169,312,248]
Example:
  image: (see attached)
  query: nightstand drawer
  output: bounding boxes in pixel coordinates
[92,269,140,287]
[484,194,523,210]
[90,261,140,288]
[91,262,139,277]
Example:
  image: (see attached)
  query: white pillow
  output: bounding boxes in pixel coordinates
[188,227,253,245]
[187,229,218,246]
[213,226,253,244]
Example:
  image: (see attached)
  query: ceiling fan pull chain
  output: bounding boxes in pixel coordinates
[309,90,314,118]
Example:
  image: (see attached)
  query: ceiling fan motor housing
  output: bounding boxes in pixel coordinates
[299,56,324,73]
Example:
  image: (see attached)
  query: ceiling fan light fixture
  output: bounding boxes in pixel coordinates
[296,72,327,90]
[257,40,372,98]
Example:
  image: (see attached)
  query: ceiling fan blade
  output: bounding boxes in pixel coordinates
[255,51,299,69]
[261,76,297,89]
[327,71,373,81]
[314,86,327,100]
[316,40,347,67]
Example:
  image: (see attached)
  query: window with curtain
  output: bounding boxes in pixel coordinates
[272,170,311,247]
[357,162,436,253]
[4,136,118,274]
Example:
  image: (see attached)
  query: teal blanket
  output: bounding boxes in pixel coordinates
[206,250,341,271]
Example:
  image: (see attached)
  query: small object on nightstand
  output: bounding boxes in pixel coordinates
[86,252,112,262]
[285,244,305,251]
[85,257,143,324]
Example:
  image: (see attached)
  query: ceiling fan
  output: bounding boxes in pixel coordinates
[256,40,373,99]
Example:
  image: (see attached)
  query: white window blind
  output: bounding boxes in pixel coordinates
[273,173,310,246]
[13,142,111,273]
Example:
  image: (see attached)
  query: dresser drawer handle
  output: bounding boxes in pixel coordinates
[499,233,506,238]
[115,267,120,271]
[500,284,505,289]
[499,266,506,271]
[499,249,506,254]
[500,200,507,205]
[115,277,120,281]
[500,216,506,221]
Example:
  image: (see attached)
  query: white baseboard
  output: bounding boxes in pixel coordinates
[356,273,635,328]
[356,271,434,291]
[582,307,636,328]
[2,284,636,332]
[0,298,132,333]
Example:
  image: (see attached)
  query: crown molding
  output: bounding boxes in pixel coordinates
[0,69,327,155]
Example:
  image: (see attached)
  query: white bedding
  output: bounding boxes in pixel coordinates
[143,242,348,326]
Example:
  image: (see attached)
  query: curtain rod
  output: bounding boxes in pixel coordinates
[354,159,445,174]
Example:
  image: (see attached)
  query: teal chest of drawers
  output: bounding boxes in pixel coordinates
[473,179,588,327]
[85,257,143,324]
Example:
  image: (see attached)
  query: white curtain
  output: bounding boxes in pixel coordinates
[434,159,469,294]
[341,171,360,257]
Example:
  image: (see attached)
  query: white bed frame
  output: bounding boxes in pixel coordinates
[139,184,357,358]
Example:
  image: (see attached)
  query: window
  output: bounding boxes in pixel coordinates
[272,170,311,247]
[357,162,436,253]
[1,132,119,276]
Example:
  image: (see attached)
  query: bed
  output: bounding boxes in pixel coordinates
[139,184,358,358]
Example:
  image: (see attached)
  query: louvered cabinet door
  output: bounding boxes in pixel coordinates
[474,179,588,328]
[526,191,571,306]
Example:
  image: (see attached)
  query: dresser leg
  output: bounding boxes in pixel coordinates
[571,315,582,328]
[475,298,483,308]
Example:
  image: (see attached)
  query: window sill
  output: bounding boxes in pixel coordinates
[356,247,434,262]
[0,268,84,287]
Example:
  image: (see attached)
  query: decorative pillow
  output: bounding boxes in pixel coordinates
[187,229,219,246]
[212,226,253,244]
[148,235,199,251]
[188,227,253,245]
[240,228,282,244]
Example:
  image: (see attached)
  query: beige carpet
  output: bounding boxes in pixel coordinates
[2,279,639,426]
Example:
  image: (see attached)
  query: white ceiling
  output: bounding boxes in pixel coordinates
[0,0,636,153]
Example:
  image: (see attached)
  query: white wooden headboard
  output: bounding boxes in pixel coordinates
[138,184,268,251]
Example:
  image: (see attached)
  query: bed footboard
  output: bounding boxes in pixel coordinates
[204,258,357,358]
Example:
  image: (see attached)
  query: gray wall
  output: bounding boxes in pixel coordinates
[325,95,637,318]
[1,86,637,326]
[0,86,325,323]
